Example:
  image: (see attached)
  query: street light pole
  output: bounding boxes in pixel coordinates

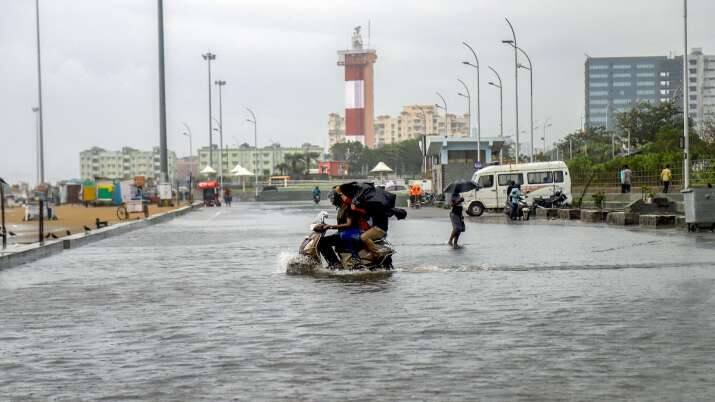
[34,0,45,184]
[488,66,504,164]
[416,107,429,178]
[457,77,471,142]
[462,42,481,162]
[182,128,193,201]
[215,80,226,189]
[513,45,533,162]
[683,0,690,189]
[202,52,216,168]
[504,18,519,163]
[246,108,258,198]
[157,0,169,184]
[435,92,448,137]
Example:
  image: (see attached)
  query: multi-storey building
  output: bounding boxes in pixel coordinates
[328,113,345,148]
[175,156,198,183]
[687,48,715,132]
[79,147,177,183]
[197,143,324,177]
[585,55,683,129]
[332,105,469,148]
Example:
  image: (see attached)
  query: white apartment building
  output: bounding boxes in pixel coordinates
[79,147,177,183]
[688,48,715,133]
[331,105,470,148]
[197,143,324,177]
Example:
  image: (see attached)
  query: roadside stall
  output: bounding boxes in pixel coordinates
[198,181,221,207]
[81,179,96,206]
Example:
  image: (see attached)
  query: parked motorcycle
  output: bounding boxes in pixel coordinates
[287,211,395,274]
[532,190,568,209]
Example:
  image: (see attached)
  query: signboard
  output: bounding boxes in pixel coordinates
[158,183,172,200]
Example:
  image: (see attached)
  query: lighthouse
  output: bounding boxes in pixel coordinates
[337,26,377,148]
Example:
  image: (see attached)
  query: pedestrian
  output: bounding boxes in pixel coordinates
[509,184,523,220]
[448,192,465,249]
[660,164,672,194]
[620,165,632,193]
[223,188,232,207]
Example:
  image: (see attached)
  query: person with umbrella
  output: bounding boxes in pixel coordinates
[444,180,478,249]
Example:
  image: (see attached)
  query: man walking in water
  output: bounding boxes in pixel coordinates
[660,165,672,194]
[620,165,632,193]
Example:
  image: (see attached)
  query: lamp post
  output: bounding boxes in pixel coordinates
[488,66,504,164]
[517,47,534,162]
[416,107,429,177]
[32,107,40,185]
[683,0,690,189]
[246,108,258,198]
[435,92,448,137]
[182,128,193,202]
[542,121,552,160]
[156,0,169,184]
[34,0,45,184]
[462,42,481,162]
[457,77,471,141]
[503,18,519,162]
[215,80,226,188]
[202,52,216,168]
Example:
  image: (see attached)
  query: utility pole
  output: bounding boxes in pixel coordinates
[436,92,448,137]
[246,108,258,198]
[683,0,690,189]
[202,52,216,168]
[157,0,168,184]
[462,42,481,162]
[34,0,45,184]
[488,66,504,164]
[215,80,227,188]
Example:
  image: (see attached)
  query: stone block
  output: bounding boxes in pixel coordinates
[581,209,608,223]
[558,209,581,220]
[535,208,558,219]
[606,212,639,226]
[639,214,676,228]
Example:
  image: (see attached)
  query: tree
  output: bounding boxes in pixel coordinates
[283,153,305,176]
[303,151,321,175]
[615,101,682,147]
[275,163,290,176]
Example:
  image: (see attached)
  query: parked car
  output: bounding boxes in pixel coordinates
[261,185,278,192]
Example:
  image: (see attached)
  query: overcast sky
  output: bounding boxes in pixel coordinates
[1,0,714,184]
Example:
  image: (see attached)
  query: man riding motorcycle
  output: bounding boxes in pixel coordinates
[316,188,366,269]
[312,186,321,204]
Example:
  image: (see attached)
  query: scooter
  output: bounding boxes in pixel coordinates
[313,194,321,204]
[288,211,395,274]
[504,197,530,221]
[532,191,568,209]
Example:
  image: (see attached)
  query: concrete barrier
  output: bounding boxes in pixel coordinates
[581,210,608,223]
[639,214,676,228]
[535,208,559,219]
[558,209,581,220]
[1,203,201,271]
[606,212,639,226]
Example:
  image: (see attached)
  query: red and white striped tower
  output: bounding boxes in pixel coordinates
[338,26,377,148]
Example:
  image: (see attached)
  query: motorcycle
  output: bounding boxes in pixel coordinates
[532,190,568,209]
[313,194,321,204]
[504,197,531,221]
[287,211,395,274]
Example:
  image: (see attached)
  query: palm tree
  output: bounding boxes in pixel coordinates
[283,153,304,176]
[303,151,321,175]
[275,163,290,176]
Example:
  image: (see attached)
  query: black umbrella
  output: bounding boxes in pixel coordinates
[443,179,479,195]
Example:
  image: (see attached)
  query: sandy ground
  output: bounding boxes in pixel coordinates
[2,203,186,244]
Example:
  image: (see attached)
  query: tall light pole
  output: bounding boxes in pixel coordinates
[435,92,448,137]
[416,107,429,177]
[512,45,533,162]
[683,0,690,189]
[157,0,169,184]
[503,18,519,163]
[462,42,481,162]
[542,121,552,160]
[246,108,258,198]
[457,77,471,143]
[215,80,226,188]
[34,0,45,184]
[488,66,504,164]
[32,107,40,185]
[202,52,216,168]
[182,128,193,201]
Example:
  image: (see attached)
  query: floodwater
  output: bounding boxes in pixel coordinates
[1,202,715,401]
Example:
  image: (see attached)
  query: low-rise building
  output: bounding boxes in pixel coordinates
[688,48,715,132]
[79,147,177,183]
[197,143,324,177]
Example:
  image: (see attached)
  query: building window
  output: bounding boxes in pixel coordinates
[613,64,631,69]
[638,81,655,87]
[589,99,608,105]
[590,90,608,96]
[590,82,608,88]
[690,77,697,83]
[613,82,631,87]
[636,72,655,78]
[589,64,609,70]
[589,108,607,115]
[590,73,608,78]
[613,73,631,78]
[637,64,655,69]
[659,81,671,87]
[689,68,697,74]
[637,89,656,96]
[690,95,698,100]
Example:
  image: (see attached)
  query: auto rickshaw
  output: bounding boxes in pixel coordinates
[198,181,221,207]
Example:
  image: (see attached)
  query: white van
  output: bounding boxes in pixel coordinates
[462,161,572,216]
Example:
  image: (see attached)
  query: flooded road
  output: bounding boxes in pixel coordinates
[1,202,715,401]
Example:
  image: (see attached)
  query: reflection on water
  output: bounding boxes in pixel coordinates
[1,202,715,401]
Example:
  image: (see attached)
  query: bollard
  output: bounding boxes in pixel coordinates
[39,199,44,244]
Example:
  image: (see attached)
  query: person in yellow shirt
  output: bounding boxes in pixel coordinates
[660,165,672,193]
